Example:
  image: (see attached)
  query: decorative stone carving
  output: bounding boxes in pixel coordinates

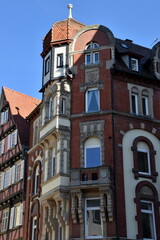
[71,191,83,224]
[85,68,99,83]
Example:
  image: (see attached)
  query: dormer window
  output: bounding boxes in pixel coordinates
[85,42,99,65]
[131,58,139,71]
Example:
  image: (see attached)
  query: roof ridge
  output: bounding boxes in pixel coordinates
[3,87,40,101]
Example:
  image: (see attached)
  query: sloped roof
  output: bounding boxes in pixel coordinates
[3,87,41,118]
[42,18,85,54]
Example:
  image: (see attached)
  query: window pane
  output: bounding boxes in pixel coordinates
[87,89,99,112]
[131,94,138,114]
[142,96,149,115]
[142,212,155,239]
[86,147,100,167]
[57,54,63,67]
[87,199,100,207]
[93,43,99,49]
[86,54,91,65]
[138,151,149,173]
[93,52,99,64]
[87,209,102,237]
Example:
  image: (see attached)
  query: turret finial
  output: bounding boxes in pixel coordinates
[68,4,73,18]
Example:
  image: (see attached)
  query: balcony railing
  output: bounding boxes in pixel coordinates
[70,166,111,187]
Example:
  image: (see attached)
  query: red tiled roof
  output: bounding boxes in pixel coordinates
[3,87,41,118]
[42,18,85,53]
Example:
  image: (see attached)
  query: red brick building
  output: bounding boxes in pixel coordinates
[0,87,40,240]
[26,5,160,240]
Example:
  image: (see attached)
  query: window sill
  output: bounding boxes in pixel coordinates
[132,168,158,182]
[83,63,100,69]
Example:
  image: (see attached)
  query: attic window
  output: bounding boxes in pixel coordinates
[121,43,128,49]
[131,58,139,71]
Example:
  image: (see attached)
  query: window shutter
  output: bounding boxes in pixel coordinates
[8,169,11,186]
[5,109,8,122]
[19,203,23,225]
[1,112,4,125]
[8,134,11,149]
[20,160,24,180]
[11,166,16,184]
[0,172,4,190]
[9,207,15,229]
[2,139,5,154]
[14,129,18,146]
[16,206,21,226]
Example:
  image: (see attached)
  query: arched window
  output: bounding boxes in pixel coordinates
[30,200,40,240]
[34,166,39,195]
[131,137,158,182]
[85,42,99,65]
[31,161,41,198]
[135,182,160,239]
[85,137,101,168]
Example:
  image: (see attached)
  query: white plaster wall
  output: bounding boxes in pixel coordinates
[122,129,160,239]
[54,46,67,77]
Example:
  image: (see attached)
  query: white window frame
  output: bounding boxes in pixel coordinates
[86,88,100,113]
[93,52,99,64]
[141,200,156,240]
[142,95,149,116]
[31,216,37,240]
[85,145,101,168]
[44,57,50,75]
[85,42,99,65]
[1,209,9,232]
[85,198,102,239]
[137,148,151,175]
[57,53,63,68]
[61,98,66,114]
[131,92,138,114]
[131,58,139,71]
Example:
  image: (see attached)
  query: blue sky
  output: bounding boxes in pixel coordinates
[0,0,159,99]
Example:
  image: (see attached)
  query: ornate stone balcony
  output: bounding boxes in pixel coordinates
[70,166,111,187]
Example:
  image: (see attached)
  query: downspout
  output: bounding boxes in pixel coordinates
[111,66,119,239]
